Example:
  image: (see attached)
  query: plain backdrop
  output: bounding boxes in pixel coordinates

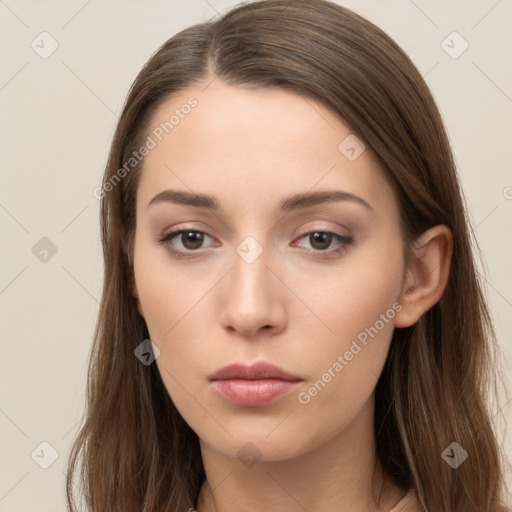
[0,1,511,510]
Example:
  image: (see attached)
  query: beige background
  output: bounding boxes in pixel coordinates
[0,1,511,510]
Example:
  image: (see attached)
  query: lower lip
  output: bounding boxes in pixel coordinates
[211,378,301,407]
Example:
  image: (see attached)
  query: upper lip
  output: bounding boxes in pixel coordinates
[209,361,302,381]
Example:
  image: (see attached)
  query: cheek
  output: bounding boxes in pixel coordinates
[135,258,213,423]
[290,230,403,348]
[136,276,211,371]
[292,244,403,424]
[133,244,211,401]
[134,235,204,341]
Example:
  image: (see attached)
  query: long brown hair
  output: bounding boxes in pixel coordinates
[66,1,510,510]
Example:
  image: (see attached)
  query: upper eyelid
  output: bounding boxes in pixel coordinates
[161,226,349,238]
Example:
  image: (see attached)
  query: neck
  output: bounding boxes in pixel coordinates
[195,396,405,512]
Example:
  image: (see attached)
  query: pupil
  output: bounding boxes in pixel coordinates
[311,232,331,250]
[183,231,203,249]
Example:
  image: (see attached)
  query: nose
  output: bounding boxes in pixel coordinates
[218,242,287,338]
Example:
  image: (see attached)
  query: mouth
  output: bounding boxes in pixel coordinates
[209,361,302,407]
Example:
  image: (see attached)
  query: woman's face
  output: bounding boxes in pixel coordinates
[132,80,406,461]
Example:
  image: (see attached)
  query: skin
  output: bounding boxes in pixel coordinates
[131,79,452,511]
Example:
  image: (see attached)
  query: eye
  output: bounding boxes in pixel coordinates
[156,229,216,258]
[292,230,353,258]
[155,228,353,260]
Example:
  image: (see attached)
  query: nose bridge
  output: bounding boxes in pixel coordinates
[219,233,285,335]
[231,234,274,306]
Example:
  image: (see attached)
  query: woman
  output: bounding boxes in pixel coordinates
[66,1,510,510]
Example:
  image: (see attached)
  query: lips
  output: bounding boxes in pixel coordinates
[209,361,301,382]
[209,361,302,407]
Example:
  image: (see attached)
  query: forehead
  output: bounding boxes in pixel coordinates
[136,81,397,219]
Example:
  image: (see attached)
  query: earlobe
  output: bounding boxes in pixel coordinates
[394,225,453,328]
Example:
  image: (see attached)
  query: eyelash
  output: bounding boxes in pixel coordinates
[155,228,353,260]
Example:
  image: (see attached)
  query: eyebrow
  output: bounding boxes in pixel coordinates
[146,189,373,213]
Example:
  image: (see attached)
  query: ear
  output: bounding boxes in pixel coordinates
[130,272,145,319]
[394,225,453,328]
